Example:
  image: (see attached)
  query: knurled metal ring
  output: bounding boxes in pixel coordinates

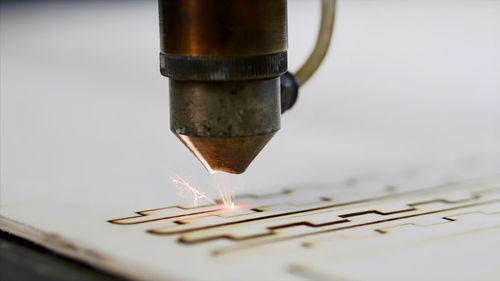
[160,51,287,81]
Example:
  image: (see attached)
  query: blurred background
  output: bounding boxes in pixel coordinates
[1,0,500,209]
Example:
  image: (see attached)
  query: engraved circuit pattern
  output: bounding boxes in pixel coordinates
[108,177,500,258]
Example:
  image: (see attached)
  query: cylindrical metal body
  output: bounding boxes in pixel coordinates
[159,0,288,174]
[170,79,281,138]
[159,0,287,57]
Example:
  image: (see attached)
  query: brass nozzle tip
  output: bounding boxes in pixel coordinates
[176,133,275,174]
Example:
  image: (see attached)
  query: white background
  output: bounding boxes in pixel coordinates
[1,0,499,209]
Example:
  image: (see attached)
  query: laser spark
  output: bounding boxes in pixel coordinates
[171,173,238,210]
[213,173,235,210]
[171,174,216,207]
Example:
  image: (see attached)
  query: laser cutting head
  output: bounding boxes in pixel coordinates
[159,0,290,174]
[170,79,281,174]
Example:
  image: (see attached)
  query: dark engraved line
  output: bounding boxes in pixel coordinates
[408,195,481,206]
[108,208,222,225]
[209,199,500,255]
[107,187,312,224]
[176,219,350,244]
[148,195,482,235]
[147,201,386,235]
[107,179,498,225]
[178,198,493,244]
[374,217,456,234]
[119,196,478,226]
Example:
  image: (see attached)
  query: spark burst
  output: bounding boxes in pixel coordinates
[171,173,236,210]
[171,174,215,207]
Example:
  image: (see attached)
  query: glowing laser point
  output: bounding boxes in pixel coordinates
[171,174,215,207]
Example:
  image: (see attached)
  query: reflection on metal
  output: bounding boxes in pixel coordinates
[159,0,287,173]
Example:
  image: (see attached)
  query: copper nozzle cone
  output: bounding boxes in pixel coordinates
[176,133,275,174]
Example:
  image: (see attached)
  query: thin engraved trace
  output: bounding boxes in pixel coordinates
[108,177,500,256]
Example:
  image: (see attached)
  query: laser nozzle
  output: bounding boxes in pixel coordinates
[176,133,275,174]
[170,79,281,174]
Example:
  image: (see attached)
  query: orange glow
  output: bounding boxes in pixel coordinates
[225,203,253,211]
[177,135,215,174]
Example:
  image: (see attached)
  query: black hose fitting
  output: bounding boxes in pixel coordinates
[280,71,299,113]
